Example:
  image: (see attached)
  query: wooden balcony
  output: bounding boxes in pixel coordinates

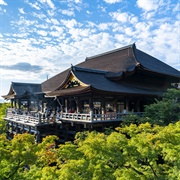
[4,108,51,127]
[4,108,143,126]
[59,112,123,123]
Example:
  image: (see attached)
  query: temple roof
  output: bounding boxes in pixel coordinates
[47,66,166,97]
[42,43,180,96]
[2,82,42,99]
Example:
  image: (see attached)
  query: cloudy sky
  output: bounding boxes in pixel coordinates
[0,0,179,100]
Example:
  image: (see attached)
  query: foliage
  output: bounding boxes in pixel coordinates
[122,88,180,126]
[0,103,10,134]
[0,133,37,180]
[144,88,180,125]
[55,122,180,180]
[0,121,180,179]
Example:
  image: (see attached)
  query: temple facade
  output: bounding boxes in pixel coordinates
[2,43,180,142]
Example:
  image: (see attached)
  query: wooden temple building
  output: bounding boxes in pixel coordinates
[2,43,180,142]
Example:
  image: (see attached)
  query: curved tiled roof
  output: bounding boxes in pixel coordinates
[2,82,42,99]
[41,43,180,96]
[134,48,180,78]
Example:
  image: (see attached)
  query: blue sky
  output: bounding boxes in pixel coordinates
[0,0,179,100]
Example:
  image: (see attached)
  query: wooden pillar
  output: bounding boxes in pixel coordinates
[113,98,117,113]
[89,95,94,122]
[18,98,21,109]
[101,97,105,115]
[76,97,82,113]
[42,97,44,113]
[125,99,129,113]
[27,97,30,111]
[11,99,13,108]
[136,100,140,112]
[60,97,65,113]
[65,98,68,113]
[15,99,17,108]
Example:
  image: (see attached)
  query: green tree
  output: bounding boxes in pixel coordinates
[0,133,37,180]
[144,88,180,125]
[0,103,10,134]
[0,122,179,179]
[55,121,180,180]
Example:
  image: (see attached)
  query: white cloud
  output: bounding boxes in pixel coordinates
[86,10,91,15]
[136,0,167,13]
[61,19,81,29]
[36,30,48,36]
[104,0,122,4]
[130,16,138,24]
[38,0,55,9]
[49,26,64,37]
[136,0,156,11]
[61,9,74,16]
[19,8,25,14]
[32,12,46,19]
[97,5,106,13]
[46,0,55,9]
[0,0,7,5]
[98,23,109,31]
[14,16,38,26]
[29,2,41,10]
[173,3,179,12]
[51,18,59,25]
[47,10,55,16]
[68,28,91,41]
[145,11,156,19]
[110,12,128,23]
[110,12,138,25]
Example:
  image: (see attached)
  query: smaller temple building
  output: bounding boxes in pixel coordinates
[2,43,180,142]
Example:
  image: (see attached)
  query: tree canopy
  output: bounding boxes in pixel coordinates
[0,121,179,180]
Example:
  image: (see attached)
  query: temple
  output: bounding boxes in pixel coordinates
[2,43,180,142]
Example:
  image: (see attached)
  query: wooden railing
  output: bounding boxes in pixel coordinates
[5,108,143,125]
[5,108,50,126]
[60,113,91,122]
[59,112,125,122]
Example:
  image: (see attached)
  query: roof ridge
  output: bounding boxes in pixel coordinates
[12,82,41,85]
[85,43,136,60]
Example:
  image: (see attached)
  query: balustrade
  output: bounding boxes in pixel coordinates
[5,108,143,125]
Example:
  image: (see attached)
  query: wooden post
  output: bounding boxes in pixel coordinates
[113,98,117,113]
[27,97,30,111]
[76,97,82,113]
[125,99,129,113]
[11,99,13,108]
[38,112,41,124]
[89,95,94,122]
[136,100,140,112]
[65,98,68,113]
[18,98,21,109]
[101,97,105,115]
[15,99,17,108]
[42,97,44,113]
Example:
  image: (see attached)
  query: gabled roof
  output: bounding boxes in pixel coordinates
[134,48,180,78]
[2,82,42,99]
[41,43,180,95]
[42,69,70,93]
[47,66,166,97]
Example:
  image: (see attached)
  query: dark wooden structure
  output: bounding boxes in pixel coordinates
[2,82,43,111]
[3,43,180,142]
